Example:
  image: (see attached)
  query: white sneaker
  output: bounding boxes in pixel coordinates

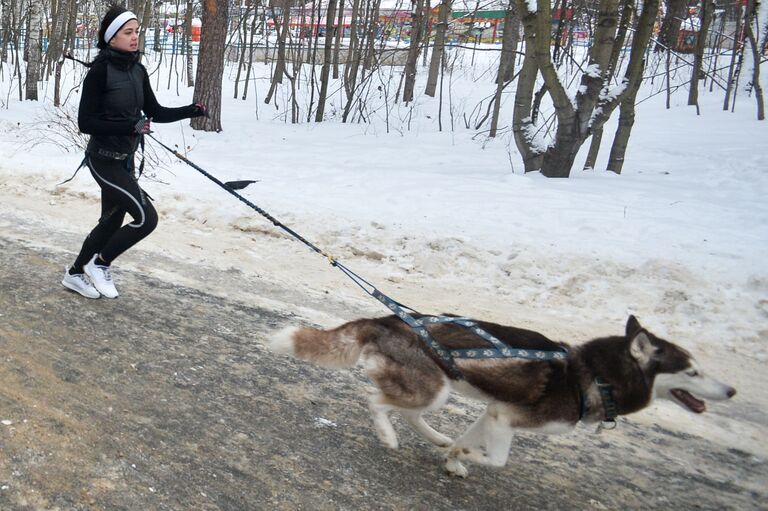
[62,268,101,299]
[84,254,119,298]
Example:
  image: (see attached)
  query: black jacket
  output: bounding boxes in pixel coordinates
[78,48,197,158]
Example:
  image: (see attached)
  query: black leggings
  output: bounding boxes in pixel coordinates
[72,154,158,270]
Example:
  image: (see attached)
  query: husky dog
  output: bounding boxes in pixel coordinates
[270,315,735,477]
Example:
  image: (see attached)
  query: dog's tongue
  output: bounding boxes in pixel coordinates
[671,389,706,413]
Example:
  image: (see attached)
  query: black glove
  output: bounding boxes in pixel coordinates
[191,102,209,118]
[133,116,152,135]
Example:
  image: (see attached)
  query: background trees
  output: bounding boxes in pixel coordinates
[0,0,765,175]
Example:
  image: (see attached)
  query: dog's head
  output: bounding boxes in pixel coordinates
[626,316,736,413]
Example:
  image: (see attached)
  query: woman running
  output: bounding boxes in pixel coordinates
[62,5,207,299]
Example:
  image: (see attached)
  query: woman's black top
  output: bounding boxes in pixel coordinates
[78,48,196,158]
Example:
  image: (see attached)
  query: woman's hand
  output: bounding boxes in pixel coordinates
[132,116,152,134]
[191,102,209,118]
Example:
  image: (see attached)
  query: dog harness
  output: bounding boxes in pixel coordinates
[374,289,569,379]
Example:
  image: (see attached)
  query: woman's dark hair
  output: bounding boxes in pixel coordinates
[97,5,132,50]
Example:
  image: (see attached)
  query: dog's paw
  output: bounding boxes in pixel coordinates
[444,458,468,478]
[381,437,399,450]
[431,433,453,448]
[374,428,399,449]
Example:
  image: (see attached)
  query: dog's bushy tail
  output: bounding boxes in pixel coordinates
[270,323,363,369]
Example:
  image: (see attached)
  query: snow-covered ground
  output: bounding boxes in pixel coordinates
[1,49,766,458]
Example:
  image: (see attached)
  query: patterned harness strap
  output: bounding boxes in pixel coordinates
[373,290,569,380]
[373,290,464,379]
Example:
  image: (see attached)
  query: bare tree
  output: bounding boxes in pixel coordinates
[0,0,9,63]
[25,0,43,100]
[742,0,765,120]
[332,0,344,79]
[52,0,78,107]
[512,0,543,172]
[185,0,195,87]
[402,0,426,102]
[514,0,621,177]
[687,0,715,110]
[656,0,688,52]
[264,0,291,106]
[316,0,339,121]
[489,0,519,137]
[425,0,452,97]
[584,0,633,169]
[192,0,230,131]
[606,0,662,173]
[342,0,363,121]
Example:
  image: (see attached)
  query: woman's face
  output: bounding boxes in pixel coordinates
[109,19,139,52]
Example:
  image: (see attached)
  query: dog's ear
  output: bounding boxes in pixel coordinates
[626,315,642,337]
[629,331,658,367]
[626,315,643,339]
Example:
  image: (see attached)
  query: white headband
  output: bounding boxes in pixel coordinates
[105,11,138,44]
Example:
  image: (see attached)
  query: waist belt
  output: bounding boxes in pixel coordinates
[96,148,129,160]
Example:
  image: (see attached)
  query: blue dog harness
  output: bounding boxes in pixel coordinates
[373,289,569,380]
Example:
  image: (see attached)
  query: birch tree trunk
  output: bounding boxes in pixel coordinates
[315,0,339,121]
[0,0,9,62]
[186,0,194,87]
[192,0,229,131]
[25,0,43,100]
[425,0,451,97]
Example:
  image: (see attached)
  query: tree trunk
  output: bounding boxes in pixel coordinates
[656,0,687,51]
[584,0,632,170]
[0,0,10,63]
[191,0,229,131]
[489,1,519,137]
[25,0,43,100]
[242,3,260,100]
[512,0,543,172]
[342,0,363,121]
[139,0,152,53]
[186,0,194,87]
[315,0,339,121]
[363,0,381,70]
[264,0,291,105]
[607,0,662,173]
[332,0,344,79]
[722,4,743,110]
[402,0,426,103]
[425,0,451,97]
[743,0,765,120]
[540,0,618,177]
[45,0,62,79]
[687,0,714,108]
[498,1,520,83]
